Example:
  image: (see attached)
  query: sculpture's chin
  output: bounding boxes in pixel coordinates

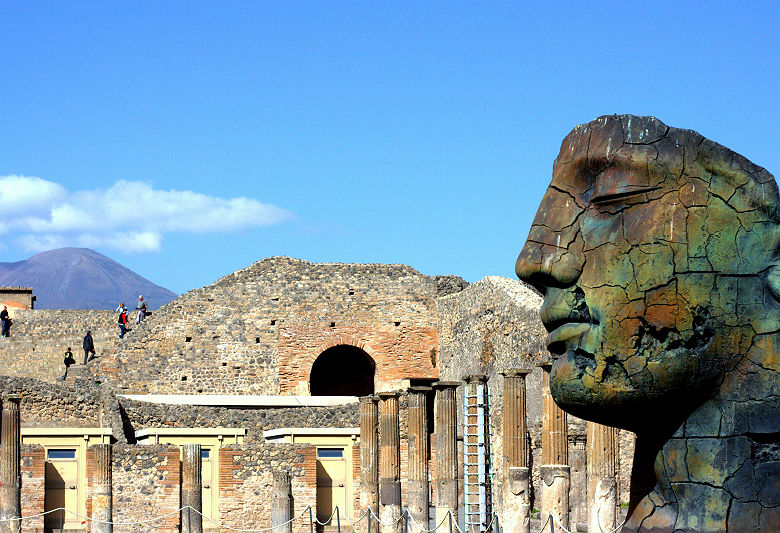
[549,349,709,432]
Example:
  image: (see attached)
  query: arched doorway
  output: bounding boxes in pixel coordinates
[310,345,375,396]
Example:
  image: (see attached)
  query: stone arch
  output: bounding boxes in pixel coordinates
[309,344,375,396]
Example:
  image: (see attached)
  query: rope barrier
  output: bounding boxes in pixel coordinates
[0,501,627,533]
[191,505,311,532]
[404,509,450,533]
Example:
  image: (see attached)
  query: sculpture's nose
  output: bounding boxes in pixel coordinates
[515,232,584,295]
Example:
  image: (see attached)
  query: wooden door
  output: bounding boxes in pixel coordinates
[44,448,81,532]
[316,448,347,523]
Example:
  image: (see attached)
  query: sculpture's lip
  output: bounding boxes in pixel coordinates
[545,322,592,355]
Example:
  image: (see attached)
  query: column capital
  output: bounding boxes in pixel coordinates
[537,360,553,370]
[359,395,379,404]
[377,391,399,400]
[431,381,460,390]
[462,374,487,383]
[406,386,432,394]
[501,368,532,377]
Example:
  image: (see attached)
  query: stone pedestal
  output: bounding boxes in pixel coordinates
[501,370,531,533]
[378,392,401,533]
[539,363,569,530]
[0,397,20,533]
[407,387,431,533]
[359,396,379,532]
[181,444,203,533]
[586,422,618,533]
[432,382,459,529]
[272,470,293,533]
[92,444,113,533]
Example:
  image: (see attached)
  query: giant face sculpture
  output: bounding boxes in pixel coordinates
[517,116,779,531]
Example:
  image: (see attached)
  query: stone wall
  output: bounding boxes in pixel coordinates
[0,309,120,384]
[110,445,181,533]
[0,376,102,428]
[119,398,360,442]
[74,257,466,395]
[219,444,316,533]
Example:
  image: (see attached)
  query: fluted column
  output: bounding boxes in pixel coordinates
[272,470,293,533]
[407,387,430,533]
[0,397,20,533]
[378,392,401,533]
[92,444,113,533]
[359,396,380,532]
[587,422,618,533]
[432,381,459,529]
[501,369,531,533]
[181,444,203,533]
[539,363,569,531]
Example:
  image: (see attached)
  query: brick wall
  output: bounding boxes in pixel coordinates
[21,444,45,533]
[219,444,316,533]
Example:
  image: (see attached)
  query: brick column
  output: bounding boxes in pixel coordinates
[538,363,569,530]
[407,387,430,533]
[586,422,618,533]
[359,395,379,532]
[378,392,401,533]
[0,397,20,533]
[92,444,113,533]
[181,444,203,533]
[432,382,459,529]
[272,470,293,533]
[501,369,531,533]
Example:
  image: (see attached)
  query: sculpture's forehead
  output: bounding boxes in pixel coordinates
[551,115,698,187]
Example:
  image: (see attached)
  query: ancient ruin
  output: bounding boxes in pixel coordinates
[5,114,774,531]
[517,115,779,531]
[0,257,636,532]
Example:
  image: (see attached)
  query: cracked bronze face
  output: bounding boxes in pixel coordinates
[517,115,778,429]
[517,115,779,531]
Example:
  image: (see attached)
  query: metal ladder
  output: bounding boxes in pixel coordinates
[463,379,494,532]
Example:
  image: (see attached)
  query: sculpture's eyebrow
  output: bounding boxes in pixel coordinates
[565,153,647,178]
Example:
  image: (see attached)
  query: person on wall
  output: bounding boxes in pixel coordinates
[62,347,75,381]
[83,330,96,364]
[0,306,9,338]
[117,305,129,339]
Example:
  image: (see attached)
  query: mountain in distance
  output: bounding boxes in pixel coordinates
[0,248,178,310]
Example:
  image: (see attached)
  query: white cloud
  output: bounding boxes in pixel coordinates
[0,175,292,253]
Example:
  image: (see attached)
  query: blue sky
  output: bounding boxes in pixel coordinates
[1,2,778,295]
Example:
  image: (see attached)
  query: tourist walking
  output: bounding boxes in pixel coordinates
[135,295,147,324]
[83,330,95,364]
[0,305,9,338]
[62,347,75,380]
[117,305,129,339]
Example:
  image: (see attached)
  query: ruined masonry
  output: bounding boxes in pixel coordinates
[0,257,633,532]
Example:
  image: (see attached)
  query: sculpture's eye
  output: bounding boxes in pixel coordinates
[590,167,657,205]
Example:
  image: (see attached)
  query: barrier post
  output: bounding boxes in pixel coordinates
[336,506,341,533]
[309,506,314,533]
